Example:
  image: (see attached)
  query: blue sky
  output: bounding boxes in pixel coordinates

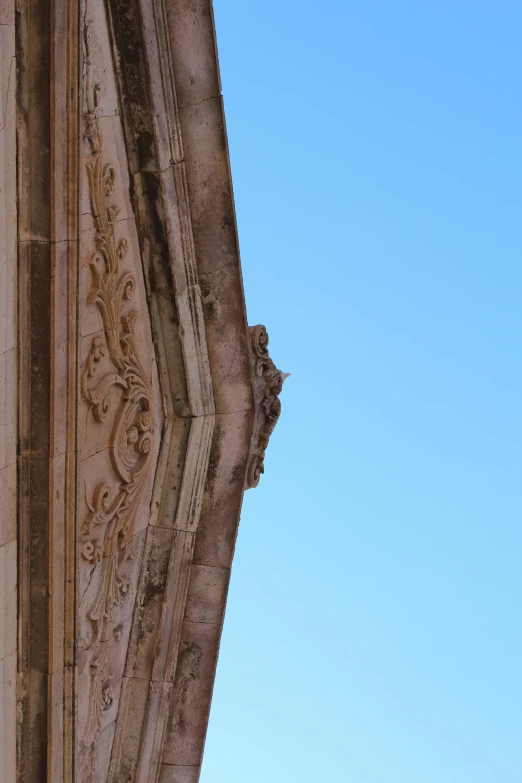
[201,3,522,781]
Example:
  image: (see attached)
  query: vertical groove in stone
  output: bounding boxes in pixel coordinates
[16,0,80,778]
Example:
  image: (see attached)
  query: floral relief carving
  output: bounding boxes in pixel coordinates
[80,19,156,757]
[247,326,288,488]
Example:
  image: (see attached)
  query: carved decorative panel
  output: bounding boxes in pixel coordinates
[77,9,162,778]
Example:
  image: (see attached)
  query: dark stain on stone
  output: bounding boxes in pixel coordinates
[220,213,233,233]
[142,530,172,606]
[110,0,158,171]
[229,460,246,486]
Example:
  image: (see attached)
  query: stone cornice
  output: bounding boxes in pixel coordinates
[104,0,261,779]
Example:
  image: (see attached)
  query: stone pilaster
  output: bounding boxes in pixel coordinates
[16,0,80,779]
[0,1,17,779]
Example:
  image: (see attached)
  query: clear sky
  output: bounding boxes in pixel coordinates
[201,3,522,782]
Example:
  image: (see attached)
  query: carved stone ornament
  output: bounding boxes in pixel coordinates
[80,17,156,756]
[246,325,288,488]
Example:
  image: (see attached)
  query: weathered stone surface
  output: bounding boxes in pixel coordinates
[162,620,221,767]
[0,347,16,471]
[159,764,200,783]
[0,0,14,24]
[0,652,16,782]
[0,23,16,357]
[124,525,176,680]
[16,0,80,778]
[77,20,165,770]
[185,563,229,625]
[0,540,16,660]
[194,411,254,569]
[3,1,286,780]
[0,463,15,547]
[0,10,16,781]
[164,0,221,110]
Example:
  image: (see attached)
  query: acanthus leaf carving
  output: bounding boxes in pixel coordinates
[79,17,156,762]
[83,641,112,747]
[246,325,288,488]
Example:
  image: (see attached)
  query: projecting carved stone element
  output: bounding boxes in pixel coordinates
[246,325,288,488]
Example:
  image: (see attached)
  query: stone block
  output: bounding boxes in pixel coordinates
[49,242,69,458]
[166,0,220,109]
[96,722,116,783]
[162,620,220,766]
[185,563,229,625]
[151,416,192,528]
[125,525,175,680]
[0,0,14,25]
[178,97,237,277]
[0,462,16,547]
[48,453,66,674]
[194,411,253,569]
[109,676,150,783]
[198,261,253,414]
[159,764,200,783]
[0,539,16,660]
[0,652,16,782]
[0,348,16,470]
[48,666,64,782]
[0,24,15,352]
[22,670,49,781]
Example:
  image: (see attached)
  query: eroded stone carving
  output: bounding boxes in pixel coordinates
[80,19,156,758]
[246,325,287,488]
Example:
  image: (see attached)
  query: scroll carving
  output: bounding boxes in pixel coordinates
[246,326,287,488]
[80,20,156,755]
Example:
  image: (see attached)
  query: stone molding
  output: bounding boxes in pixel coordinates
[16,0,80,779]
[0,3,17,779]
